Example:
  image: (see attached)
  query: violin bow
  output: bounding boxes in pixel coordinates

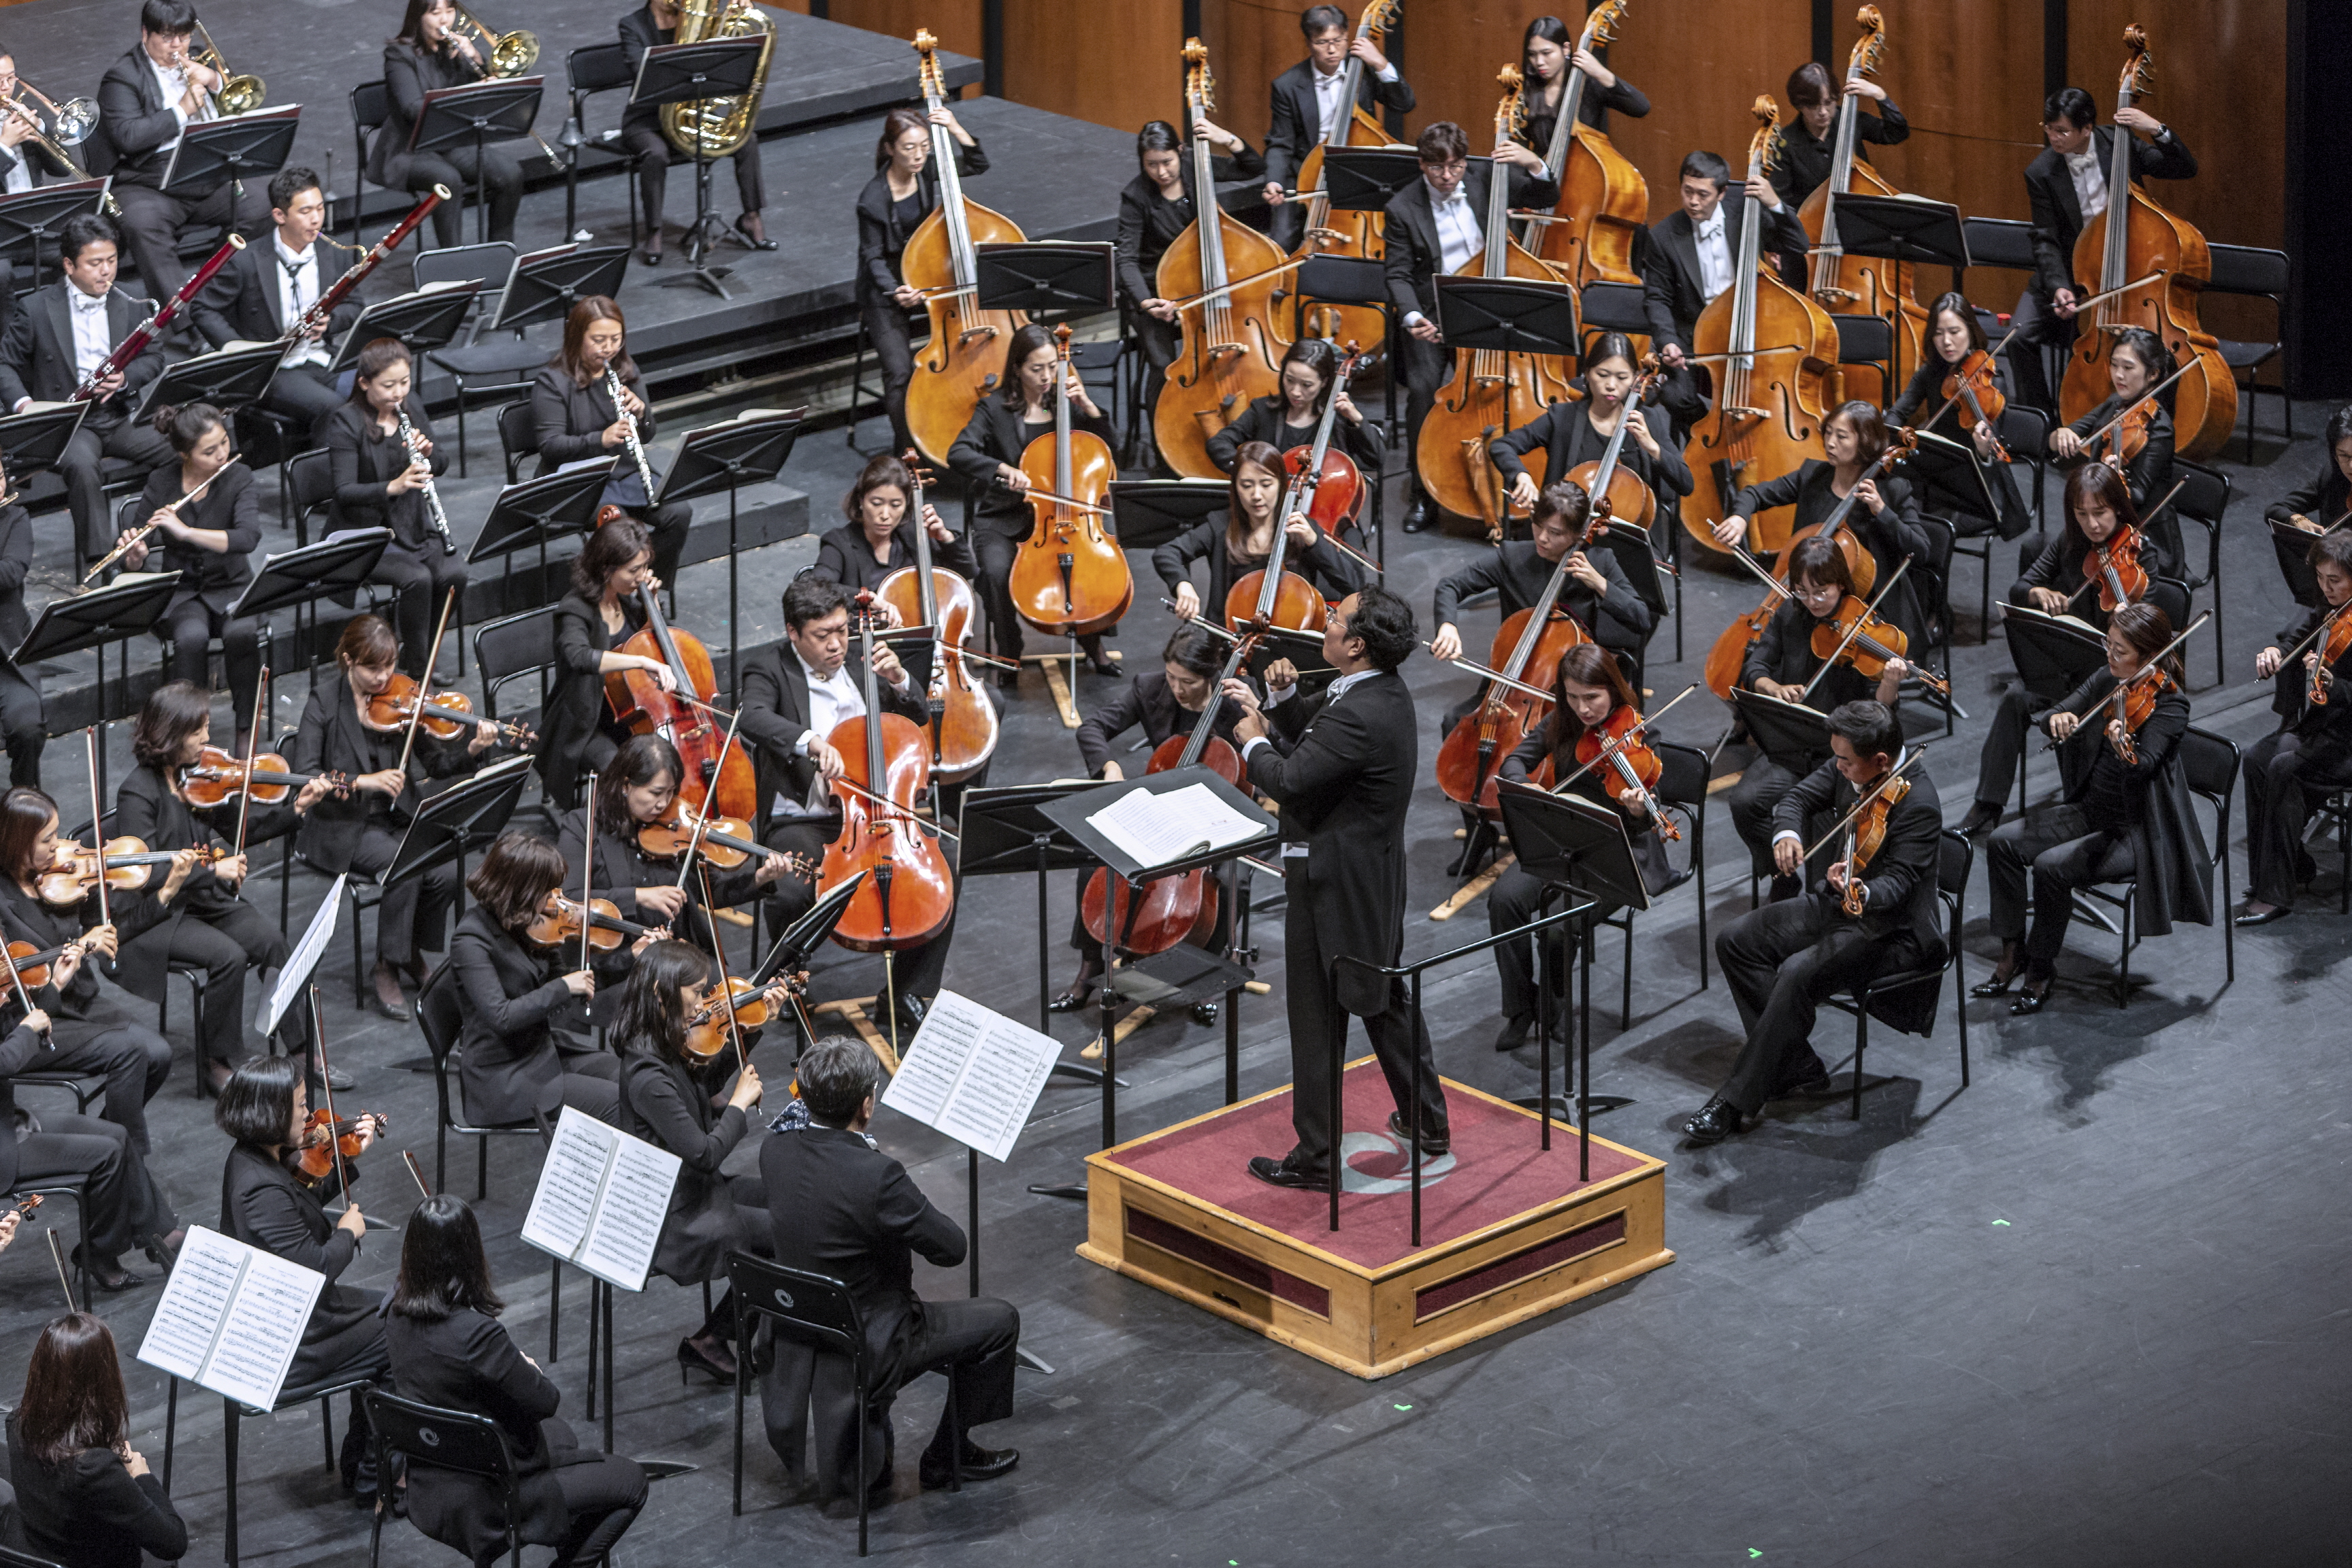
[2278,601,2351,668]
[1545,683,1701,797]
[84,730,108,932]
[698,862,750,1081]
[233,665,268,862]
[1424,643,1557,704]
[580,772,599,973]
[309,987,357,1218]
[403,1149,432,1199]
[2080,359,2194,455]
[397,589,458,778]
[1799,746,1931,864]
[2066,478,2189,610]
[672,704,745,892]
[2039,610,2208,743]
[1799,557,1912,701]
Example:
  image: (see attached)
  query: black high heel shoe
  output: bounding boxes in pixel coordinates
[1047,981,1098,1013]
[733,214,779,251]
[1970,970,2019,999]
[676,1335,736,1386]
[2009,982,2053,1016]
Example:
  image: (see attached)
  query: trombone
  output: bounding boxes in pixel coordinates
[0,80,116,214]
[189,18,265,116]
[451,5,540,77]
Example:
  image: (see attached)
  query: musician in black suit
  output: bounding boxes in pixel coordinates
[321,339,468,670]
[1120,116,1264,422]
[2264,405,2352,608]
[760,1035,1020,1501]
[737,575,943,1035]
[189,167,357,427]
[0,481,48,786]
[811,451,981,598]
[1487,331,1690,534]
[1153,439,1366,622]
[1228,585,1448,1186]
[0,44,76,344]
[0,214,171,568]
[385,1196,648,1567]
[214,1056,391,1499]
[1259,3,1414,252]
[855,103,985,460]
[2010,84,2198,414]
[1690,700,1943,1144]
[1640,149,1806,427]
[369,0,523,248]
[531,296,689,584]
[1202,336,1383,478]
[617,0,772,266]
[1383,120,1557,531]
[447,831,621,1128]
[92,0,270,305]
[1516,15,1648,156]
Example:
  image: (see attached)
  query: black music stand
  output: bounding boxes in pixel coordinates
[752,872,862,990]
[1434,275,1580,524]
[1320,148,1428,214]
[468,464,612,594]
[655,410,803,695]
[1829,192,1971,294]
[0,403,90,474]
[162,105,299,207]
[1105,479,1224,555]
[325,285,480,374]
[230,530,393,670]
[1592,517,1671,620]
[14,572,180,796]
[1316,145,1426,510]
[0,179,110,275]
[489,242,632,333]
[412,78,546,246]
[2002,605,2106,704]
[1732,686,1833,766]
[2269,519,2325,610]
[135,343,285,421]
[632,36,766,299]
[975,242,1117,317]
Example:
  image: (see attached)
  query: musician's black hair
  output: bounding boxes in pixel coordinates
[389,1195,504,1322]
[267,166,323,215]
[1531,480,1590,537]
[2106,600,2183,686]
[0,787,54,883]
[2326,405,2352,455]
[1827,399,1889,468]
[1279,336,1341,406]
[213,1054,302,1148]
[783,573,851,632]
[1521,15,1573,70]
[132,680,212,766]
[612,938,715,1067]
[346,338,414,406]
[1786,61,1838,110]
[2108,326,2174,403]
[2044,86,2097,129]
[2308,529,2352,577]
[1925,291,1987,358]
[1341,584,1417,672]
[1161,622,1224,681]
[1827,700,1901,762]
[1416,121,1470,166]
[570,514,651,601]
[466,830,568,932]
[1787,534,1856,595]
[150,399,227,450]
[1582,331,1637,376]
[56,213,119,265]
[1678,150,1730,189]
[140,0,197,36]
[1137,120,1182,161]
[799,1034,881,1126]
[1299,5,1348,38]
[594,734,683,844]
[996,321,1059,410]
[843,452,914,525]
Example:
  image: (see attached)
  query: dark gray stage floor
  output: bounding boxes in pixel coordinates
[0,385,2334,1567]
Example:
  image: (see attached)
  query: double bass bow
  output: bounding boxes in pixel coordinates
[877,457,997,782]
[1524,0,1647,289]
[1010,325,1130,639]
[1281,0,1401,348]
[603,583,757,821]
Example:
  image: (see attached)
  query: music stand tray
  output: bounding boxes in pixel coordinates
[14,572,180,668]
[377,755,533,892]
[2268,519,2324,609]
[2001,605,2107,704]
[753,872,864,987]
[326,284,480,376]
[162,106,299,196]
[657,412,801,510]
[0,179,110,270]
[1433,275,1581,357]
[1592,518,1669,617]
[229,530,393,620]
[491,244,632,333]
[1321,148,1433,212]
[1040,767,1280,886]
[1107,479,1226,556]
[1827,193,1970,270]
[0,403,91,474]
[470,465,613,562]
[1731,687,1833,764]
[1497,781,1651,912]
[135,342,284,421]
[975,242,1117,314]
[411,78,543,156]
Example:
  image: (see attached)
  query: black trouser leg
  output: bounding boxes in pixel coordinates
[1973,687,2040,813]
[1714,896,1906,1115]
[0,659,44,789]
[1727,755,1807,878]
[970,528,1026,662]
[901,1296,1022,1458]
[547,1452,648,1567]
[2022,828,2136,977]
[859,296,918,458]
[632,501,692,585]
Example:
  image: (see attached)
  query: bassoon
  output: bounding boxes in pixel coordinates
[69,234,244,402]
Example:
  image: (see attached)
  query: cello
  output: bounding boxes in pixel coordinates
[1680,96,1841,555]
[817,601,956,954]
[603,584,757,821]
[1009,325,1130,638]
[1282,346,1374,536]
[1283,0,1402,348]
[877,458,998,783]
[901,31,1028,467]
[2056,25,2233,457]
[1414,65,1578,539]
[1434,534,1594,817]
[1526,0,1648,289]
[1155,38,1293,481]
[1225,355,1368,636]
[1797,6,1929,406]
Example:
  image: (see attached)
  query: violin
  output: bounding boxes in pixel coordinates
[0,938,86,993]
[817,600,956,953]
[523,892,662,953]
[1526,0,1646,289]
[683,973,805,1062]
[604,583,757,821]
[179,747,351,809]
[1283,0,1401,348]
[1840,774,1911,918]
[364,674,536,750]
[2308,606,2352,708]
[37,838,225,906]
[1571,706,1678,840]
[876,459,997,783]
[1009,325,1130,638]
[637,802,817,877]
[2102,670,2172,766]
[295,1108,385,1189]
[1563,353,1666,533]
[1941,349,2008,453]
[2081,524,2150,614]
[1810,591,1952,697]
[1435,546,1592,818]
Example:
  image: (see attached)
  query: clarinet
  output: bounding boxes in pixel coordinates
[606,363,657,505]
[396,404,457,556]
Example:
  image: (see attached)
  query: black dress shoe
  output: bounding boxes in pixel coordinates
[1682,1098,1745,1145]
[1047,983,1098,1013]
[1386,1110,1449,1156]
[1088,655,1125,679]
[639,243,663,267]
[919,1441,1018,1489]
[1189,999,1219,1026]
[2009,984,2052,1016]
[1959,800,2002,836]
[2234,904,2290,928]
[1401,496,1435,534]
[676,1335,736,1385]
[1494,1015,1532,1053]
[1970,970,2019,998]
[1246,1154,1330,1190]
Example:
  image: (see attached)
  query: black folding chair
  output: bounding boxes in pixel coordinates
[564,42,649,242]
[2167,459,2230,684]
[1824,828,1972,1119]
[2072,726,2237,1006]
[164,1369,382,1566]
[2203,242,2289,460]
[365,1390,528,1568]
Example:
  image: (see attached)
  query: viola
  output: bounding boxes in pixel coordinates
[1940,349,2009,440]
[2310,608,2352,708]
[1435,544,1593,818]
[37,838,225,906]
[1009,324,1130,638]
[817,601,956,953]
[179,747,351,809]
[2102,670,2171,766]
[0,938,85,993]
[1571,706,1678,840]
[1283,0,1401,348]
[523,892,660,953]
[604,583,757,821]
[1526,0,1646,289]
[1809,590,1951,698]
[684,974,804,1062]
[364,673,536,750]
[2082,524,2151,615]
[1563,353,1666,532]
[2057,25,2234,458]
[877,459,998,782]
[295,1108,386,1188]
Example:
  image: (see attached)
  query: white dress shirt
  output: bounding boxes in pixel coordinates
[68,286,112,380]
[2065,146,2106,223]
[1694,210,1733,301]
[1402,179,1482,331]
[1309,59,1399,145]
[146,54,199,160]
[0,146,29,197]
[274,234,328,369]
[778,654,913,818]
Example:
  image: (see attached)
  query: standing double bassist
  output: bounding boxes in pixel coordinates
[1117,117,1263,431]
[855,104,985,462]
[1259,4,1414,252]
[1516,14,1648,150]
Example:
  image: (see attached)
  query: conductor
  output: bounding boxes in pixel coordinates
[1226,585,1449,1188]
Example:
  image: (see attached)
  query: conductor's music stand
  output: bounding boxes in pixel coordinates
[325,284,481,374]
[0,178,110,275]
[162,105,299,206]
[489,242,632,332]
[0,402,91,474]
[975,242,1117,318]
[655,409,803,694]
[632,36,767,299]
[412,78,546,245]
[14,571,180,797]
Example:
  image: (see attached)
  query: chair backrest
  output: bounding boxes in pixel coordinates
[415,960,463,1066]
[1578,280,1646,336]
[288,447,336,513]
[496,398,537,484]
[473,604,560,720]
[1938,828,1973,900]
[351,80,389,132]
[1961,216,2036,272]
[2178,725,2238,811]
[2204,242,2289,300]
[568,40,636,97]
[2170,457,2229,530]
[1913,512,1956,577]
[1652,739,1708,813]
[725,1254,870,1372]
[363,1389,515,1482]
[1995,402,2049,459]
[1832,312,1893,367]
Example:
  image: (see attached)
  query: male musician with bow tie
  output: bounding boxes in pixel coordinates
[190,167,359,428]
[0,213,171,568]
[94,0,270,307]
[1639,149,1808,438]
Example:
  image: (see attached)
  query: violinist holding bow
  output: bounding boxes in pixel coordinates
[2240,530,2352,927]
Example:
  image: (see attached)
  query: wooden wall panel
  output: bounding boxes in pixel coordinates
[1197,0,1346,156]
[1602,5,1813,223]
[1002,0,1186,134]
[1397,3,1555,151]
[820,0,984,65]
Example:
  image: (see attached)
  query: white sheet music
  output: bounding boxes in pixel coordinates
[260,875,344,1037]
[881,990,1060,1163]
[519,1107,681,1292]
[135,1227,324,1412]
[1085,782,1262,871]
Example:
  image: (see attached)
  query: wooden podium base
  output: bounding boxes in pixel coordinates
[1078,1060,1672,1379]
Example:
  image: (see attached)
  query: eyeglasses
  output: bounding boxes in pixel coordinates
[1423,160,1468,177]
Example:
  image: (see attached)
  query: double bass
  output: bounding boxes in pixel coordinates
[1797,5,1929,404]
[877,459,998,782]
[1284,0,1401,347]
[2057,25,2233,457]
[1681,96,1840,555]
[1526,0,1648,289]
[1435,540,1593,817]
[1155,38,1292,481]
[817,603,956,953]
[603,584,757,821]
[901,31,1028,466]
[1414,65,1577,538]
[1009,325,1130,638]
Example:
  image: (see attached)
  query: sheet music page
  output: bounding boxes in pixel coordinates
[882,990,1061,1163]
[1086,781,1261,870]
[261,875,344,1036]
[199,1247,326,1411]
[521,1107,616,1264]
[135,1226,246,1382]
[577,1130,681,1293]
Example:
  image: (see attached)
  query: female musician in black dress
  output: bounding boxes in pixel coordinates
[112,404,265,755]
[1976,601,2204,1010]
[613,939,781,1382]
[2261,404,2352,608]
[856,103,985,460]
[1518,14,1650,150]
[1490,331,1688,523]
[7,1313,189,1568]
[213,1056,391,1497]
[542,517,676,810]
[1886,291,2029,542]
[448,831,623,1128]
[532,297,690,583]
[947,321,1120,681]
[1119,116,1263,427]
[813,451,980,598]
[1156,439,1364,625]
[385,1195,647,1567]
[370,0,523,247]
[1203,337,1384,485]
[294,615,495,1017]
[322,338,468,673]
[2239,530,2352,926]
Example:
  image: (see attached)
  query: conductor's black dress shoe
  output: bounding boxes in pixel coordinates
[1246,1153,1330,1189]
[1682,1098,1745,1145]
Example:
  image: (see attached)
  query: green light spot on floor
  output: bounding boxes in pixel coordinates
[1992,1219,2011,1226]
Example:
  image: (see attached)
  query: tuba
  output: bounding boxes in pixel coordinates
[659,0,772,160]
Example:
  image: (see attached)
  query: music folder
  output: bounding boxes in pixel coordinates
[136,1226,325,1413]
[880,990,1061,1162]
